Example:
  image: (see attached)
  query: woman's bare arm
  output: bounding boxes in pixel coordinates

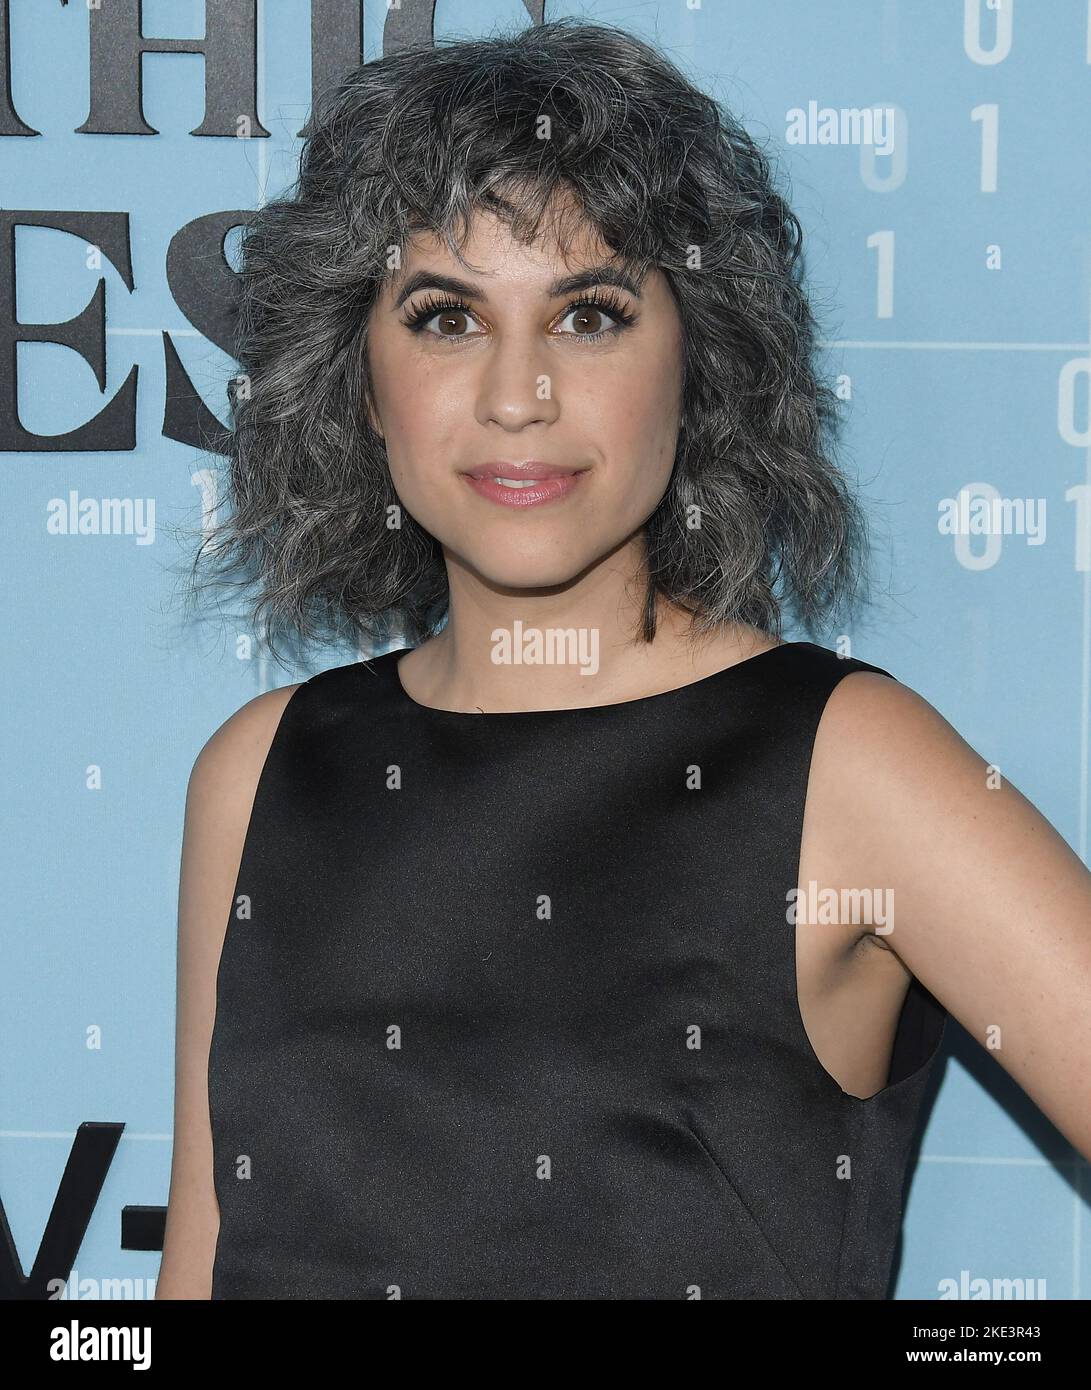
[816,671,1091,1161]
[155,683,302,1299]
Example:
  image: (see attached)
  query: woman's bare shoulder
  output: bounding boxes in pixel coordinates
[190,681,305,795]
[815,666,976,782]
[800,666,976,941]
[182,679,308,923]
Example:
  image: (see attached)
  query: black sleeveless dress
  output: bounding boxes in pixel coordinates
[207,640,946,1300]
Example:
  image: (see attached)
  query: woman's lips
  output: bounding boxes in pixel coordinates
[461,471,588,507]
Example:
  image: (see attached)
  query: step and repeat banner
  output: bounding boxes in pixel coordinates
[2,0,1089,1301]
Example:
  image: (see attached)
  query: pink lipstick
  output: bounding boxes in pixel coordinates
[461,461,588,508]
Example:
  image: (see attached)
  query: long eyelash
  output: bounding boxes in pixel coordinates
[401,293,473,332]
[400,287,638,339]
[567,288,638,336]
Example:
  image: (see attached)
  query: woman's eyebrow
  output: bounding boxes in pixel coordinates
[393,264,644,310]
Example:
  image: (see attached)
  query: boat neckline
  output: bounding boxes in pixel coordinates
[375,639,805,717]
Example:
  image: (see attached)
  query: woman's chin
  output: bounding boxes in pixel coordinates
[449,547,605,597]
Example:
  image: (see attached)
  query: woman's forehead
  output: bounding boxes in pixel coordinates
[404,209,604,267]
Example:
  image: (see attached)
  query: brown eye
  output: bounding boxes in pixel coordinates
[433,309,471,337]
[402,297,481,339]
[569,306,605,335]
[553,296,633,341]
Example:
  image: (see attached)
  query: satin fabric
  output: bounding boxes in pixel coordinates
[207,641,946,1299]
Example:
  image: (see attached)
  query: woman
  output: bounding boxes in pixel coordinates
[158,19,1091,1299]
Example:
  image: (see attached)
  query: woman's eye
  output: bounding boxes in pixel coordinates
[553,305,619,337]
[420,308,481,339]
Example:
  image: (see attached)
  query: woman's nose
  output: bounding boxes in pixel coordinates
[472,333,562,431]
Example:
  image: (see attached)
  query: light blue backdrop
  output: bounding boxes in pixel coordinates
[3,0,1088,1300]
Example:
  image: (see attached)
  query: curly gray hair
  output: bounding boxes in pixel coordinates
[189,17,871,666]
